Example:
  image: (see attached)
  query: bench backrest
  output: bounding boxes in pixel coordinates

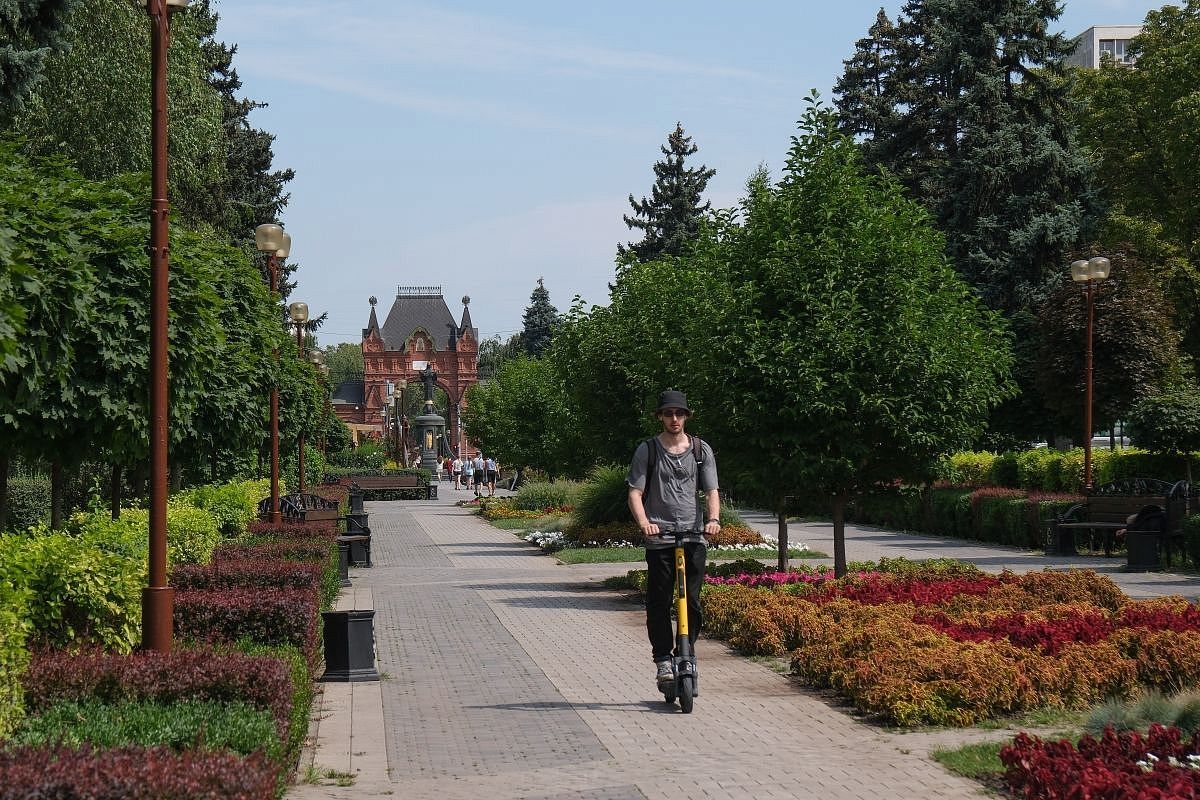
[1085,496,1153,525]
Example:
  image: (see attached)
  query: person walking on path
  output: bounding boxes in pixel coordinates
[472,452,486,497]
[485,456,498,497]
[461,455,474,493]
[452,456,463,490]
[626,389,720,691]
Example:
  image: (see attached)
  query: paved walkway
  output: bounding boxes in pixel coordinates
[288,491,1200,800]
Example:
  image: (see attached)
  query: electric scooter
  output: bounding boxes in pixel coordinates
[661,531,697,713]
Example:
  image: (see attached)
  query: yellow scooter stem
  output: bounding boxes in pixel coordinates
[675,543,688,636]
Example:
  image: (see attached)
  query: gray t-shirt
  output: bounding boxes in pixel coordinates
[627,436,719,550]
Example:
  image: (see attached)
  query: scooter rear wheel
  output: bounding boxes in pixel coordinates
[678,676,694,714]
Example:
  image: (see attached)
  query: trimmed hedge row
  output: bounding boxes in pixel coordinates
[174,587,321,672]
[942,448,1194,493]
[846,486,1081,549]
[0,745,279,799]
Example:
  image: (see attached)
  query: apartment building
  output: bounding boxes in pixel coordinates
[1067,25,1144,68]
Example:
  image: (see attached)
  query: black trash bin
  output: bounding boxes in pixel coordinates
[1125,505,1166,572]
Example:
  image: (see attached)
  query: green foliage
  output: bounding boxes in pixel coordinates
[11,0,226,226]
[1084,688,1200,736]
[834,1,1100,313]
[571,465,634,528]
[116,501,221,566]
[618,122,715,266]
[0,577,31,739]
[320,342,363,388]
[0,524,143,652]
[235,641,313,766]
[1127,385,1200,467]
[1183,514,1200,570]
[0,0,77,117]
[989,451,1021,488]
[464,356,587,478]
[942,452,998,487]
[520,278,559,358]
[181,479,269,538]
[1095,448,1194,486]
[511,481,580,512]
[10,698,282,761]
[4,474,49,532]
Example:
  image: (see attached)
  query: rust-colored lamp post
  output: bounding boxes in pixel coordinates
[288,301,310,492]
[129,0,189,654]
[308,349,328,461]
[255,224,290,524]
[1071,256,1112,490]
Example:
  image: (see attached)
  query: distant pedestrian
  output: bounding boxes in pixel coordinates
[452,457,463,490]
[486,457,498,496]
[461,456,474,492]
[473,452,486,496]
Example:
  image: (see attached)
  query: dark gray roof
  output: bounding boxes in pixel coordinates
[379,288,467,351]
[331,379,365,405]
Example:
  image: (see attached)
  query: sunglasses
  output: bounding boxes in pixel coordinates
[660,410,690,419]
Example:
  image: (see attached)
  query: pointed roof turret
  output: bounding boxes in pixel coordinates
[459,295,475,338]
[362,296,381,339]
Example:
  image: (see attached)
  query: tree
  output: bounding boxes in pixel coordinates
[321,342,364,389]
[520,278,559,358]
[1033,248,1183,437]
[475,333,521,381]
[462,357,585,479]
[1072,2,1200,266]
[1126,384,1200,483]
[0,0,77,117]
[11,0,225,226]
[617,122,715,267]
[833,0,1101,314]
[696,99,1013,576]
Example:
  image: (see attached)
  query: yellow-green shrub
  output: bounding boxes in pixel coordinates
[0,526,143,653]
[0,579,31,738]
[181,479,269,538]
[948,451,997,487]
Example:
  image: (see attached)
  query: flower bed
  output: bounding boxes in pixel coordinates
[1001,725,1200,799]
[702,563,1196,726]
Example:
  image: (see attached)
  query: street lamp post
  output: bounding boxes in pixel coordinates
[129,0,190,653]
[1071,256,1112,491]
[288,301,309,493]
[255,223,290,524]
[309,350,328,459]
[397,378,408,467]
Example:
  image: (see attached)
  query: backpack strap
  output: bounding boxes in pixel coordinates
[643,437,658,497]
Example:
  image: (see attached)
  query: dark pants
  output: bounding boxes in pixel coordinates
[645,543,706,663]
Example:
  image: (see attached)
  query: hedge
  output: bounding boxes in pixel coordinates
[180,479,271,538]
[0,745,280,800]
[173,587,320,671]
[3,475,49,533]
[0,580,30,739]
[942,448,1195,493]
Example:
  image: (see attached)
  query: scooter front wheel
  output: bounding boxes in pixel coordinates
[662,686,676,704]
[678,676,694,714]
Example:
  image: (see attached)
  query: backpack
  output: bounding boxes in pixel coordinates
[642,435,705,502]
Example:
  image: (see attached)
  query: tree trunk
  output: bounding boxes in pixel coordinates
[169,461,182,493]
[50,461,64,530]
[832,493,848,578]
[0,453,8,532]
[110,464,123,520]
[776,508,789,572]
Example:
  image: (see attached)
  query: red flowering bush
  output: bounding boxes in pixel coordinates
[174,587,320,670]
[1002,725,1200,799]
[173,558,324,594]
[246,520,337,541]
[214,539,332,564]
[22,647,295,740]
[915,608,1115,654]
[0,745,279,799]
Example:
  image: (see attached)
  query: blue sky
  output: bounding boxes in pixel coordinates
[212,0,1163,346]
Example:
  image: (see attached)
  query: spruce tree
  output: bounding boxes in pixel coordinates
[0,0,76,118]
[521,278,559,358]
[618,123,715,266]
[834,0,1101,313]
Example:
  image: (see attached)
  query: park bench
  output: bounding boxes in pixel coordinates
[256,492,341,524]
[321,586,378,682]
[1049,478,1188,569]
[342,474,437,500]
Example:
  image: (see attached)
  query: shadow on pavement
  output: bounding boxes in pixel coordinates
[465,700,680,715]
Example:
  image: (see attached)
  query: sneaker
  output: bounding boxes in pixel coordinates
[655,660,674,688]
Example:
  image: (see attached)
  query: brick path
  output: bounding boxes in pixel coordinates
[288,492,1200,800]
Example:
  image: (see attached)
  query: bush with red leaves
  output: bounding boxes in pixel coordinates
[1002,724,1200,799]
[213,539,332,564]
[916,609,1115,654]
[0,745,279,799]
[246,521,337,540]
[21,648,294,740]
[174,587,319,669]
[172,558,324,594]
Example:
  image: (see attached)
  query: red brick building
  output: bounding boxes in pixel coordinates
[332,287,478,454]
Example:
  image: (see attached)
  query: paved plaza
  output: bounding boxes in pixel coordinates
[287,490,1200,800]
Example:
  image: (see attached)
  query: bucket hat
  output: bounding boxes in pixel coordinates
[656,390,691,414]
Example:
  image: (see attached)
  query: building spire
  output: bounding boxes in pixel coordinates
[363,295,381,339]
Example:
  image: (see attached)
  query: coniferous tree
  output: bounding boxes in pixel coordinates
[618,122,715,266]
[0,0,77,118]
[520,278,559,358]
[834,0,1101,314]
